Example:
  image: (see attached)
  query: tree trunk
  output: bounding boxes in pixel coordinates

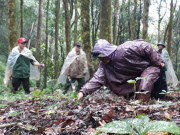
[63,0,71,54]
[44,0,50,88]
[91,0,100,46]
[130,0,137,40]
[54,0,60,79]
[74,0,78,42]
[142,0,150,40]
[137,0,142,39]
[158,0,166,42]
[100,0,112,43]
[8,0,18,52]
[20,0,24,37]
[113,0,119,44]
[128,0,131,39]
[167,0,177,56]
[80,0,93,75]
[36,0,43,87]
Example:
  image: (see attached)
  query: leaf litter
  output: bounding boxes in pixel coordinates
[0,88,180,135]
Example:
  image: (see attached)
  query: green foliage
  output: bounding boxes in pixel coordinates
[31,90,46,99]
[0,104,9,108]
[97,115,180,135]
[0,91,32,102]
[159,90,174,96]
[0,61,6,92]
[127,77,148,100]
[5,110,23,117]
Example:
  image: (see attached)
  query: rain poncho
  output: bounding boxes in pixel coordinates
[57,48,89,85]
[80,39,164,96]
[4,46,40,87]
[160,48,178,89]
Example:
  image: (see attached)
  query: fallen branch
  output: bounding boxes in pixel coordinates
[0,123,16,128]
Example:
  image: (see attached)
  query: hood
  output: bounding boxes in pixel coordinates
[92,39,117,57]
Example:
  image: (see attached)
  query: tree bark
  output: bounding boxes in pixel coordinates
[63,0,71,54]
[100,0,112,43]
[158,0,167,42]
[142,0,150,40]
[167,0,177,56]
[80,0,93,75]
[44,0,50,88]
[54,0,60,79]
[20,0,24,37]
[137,0,142,39]
[91,0,100,46]
[128,0,131,39]
[74,0,78,42]
[36,0,43,87]
[8,0,18,52]
[113,0,119,44]
[130,0,137,40]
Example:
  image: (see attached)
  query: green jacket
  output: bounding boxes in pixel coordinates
[12,55,35,78]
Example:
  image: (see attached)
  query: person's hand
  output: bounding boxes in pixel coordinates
[67,75,71,80]
[78,92,84,100]
[8,74,12,80]
[39,64,45,68]
[83,72,87,76]
[140,92,151,102]
[160,63,165,67]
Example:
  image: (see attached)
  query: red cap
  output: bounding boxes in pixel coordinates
[17,37,27,43]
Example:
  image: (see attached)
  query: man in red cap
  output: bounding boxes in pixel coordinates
[6,37,44,94]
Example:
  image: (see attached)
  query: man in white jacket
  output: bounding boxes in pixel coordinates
[157,41,178,90]
[6,37,44,94]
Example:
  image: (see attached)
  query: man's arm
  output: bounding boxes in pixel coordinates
[161,50,169,64]
[82,55,88,75]
[78,63,105,100]
[142,43,164,67]
[33,61,45,67]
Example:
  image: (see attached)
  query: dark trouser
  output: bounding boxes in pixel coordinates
[12,78,30,94]
[64,78,85,94]
[151,69,167,99]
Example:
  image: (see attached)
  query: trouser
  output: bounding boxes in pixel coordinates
[12,78,30,94]
[151,69,167,99]
[64,77,85,94]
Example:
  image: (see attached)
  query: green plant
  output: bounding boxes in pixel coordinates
[159,90,174,96]
[31,90,46,99]
[5,110,23,117]
[127,77,148,100]
[97,115,180,135]
[0,104,9,108]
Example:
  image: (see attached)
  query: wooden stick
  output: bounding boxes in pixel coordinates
[0,123,16,128]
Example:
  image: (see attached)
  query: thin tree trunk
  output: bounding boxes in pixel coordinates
[20,0,24,37]
[36,0,43,87]
[158,0,167,42]
[167,0,177,56]
[54,0,60,79]
[130,0,137,40]
[113,0,119,44]
[8,0,18,52]
[44,0,50,88]
[137,0,142,39]
[163,23,169,42]
[142,0,150,40]
[91,0,95,46]
[74,0,78,42]
[174,41,179,72]
[128,0,131,39]
[63,0,71,55]
[117,1,125,44]
[100,0,112,43]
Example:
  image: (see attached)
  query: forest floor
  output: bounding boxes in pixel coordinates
[0,89,180,135]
